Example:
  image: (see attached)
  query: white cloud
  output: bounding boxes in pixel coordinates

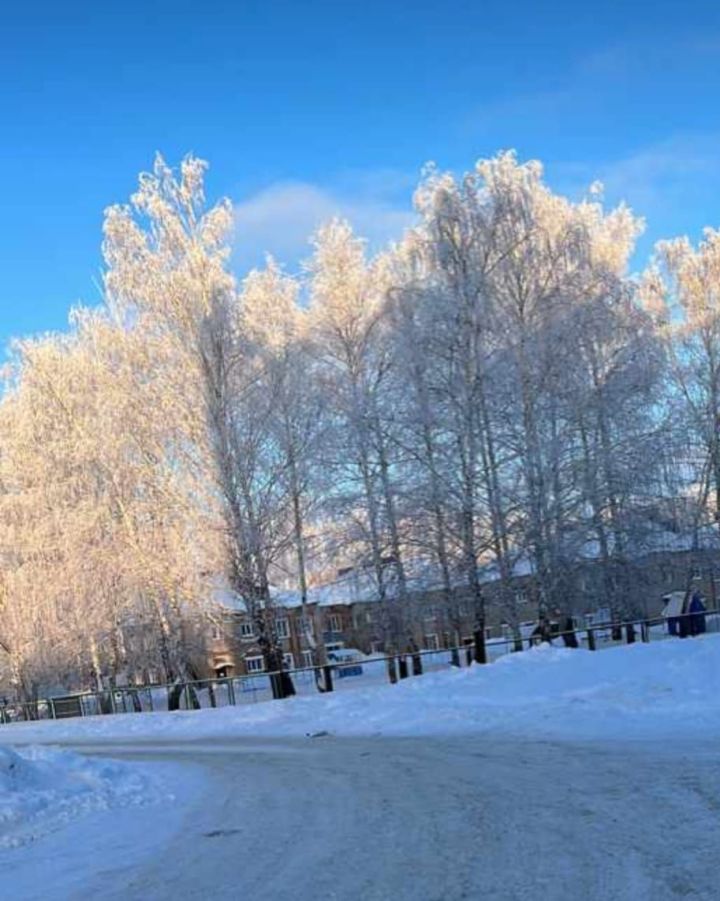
[231,179,415,273]
[547,132,720,268]
[552,132,720,218]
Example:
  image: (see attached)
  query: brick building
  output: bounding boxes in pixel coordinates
[206,531,720,676]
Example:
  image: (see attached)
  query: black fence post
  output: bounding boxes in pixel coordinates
[412,651,423,676]
[587,628,596,651]
[625,622,636,645]
[398,657,408,679]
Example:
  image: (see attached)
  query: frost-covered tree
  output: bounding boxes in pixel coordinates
[0,147,711,701]
[308,221,410,668]
[646,232,720,528]
[102,155,295,694]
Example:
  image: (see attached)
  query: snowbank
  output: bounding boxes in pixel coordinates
[0,745,171,848]
[2,634,720,745]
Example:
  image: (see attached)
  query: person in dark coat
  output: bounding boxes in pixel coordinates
[688,591,707,636]
[530,616,553,647]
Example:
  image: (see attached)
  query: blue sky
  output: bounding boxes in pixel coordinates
[2,0,720,349]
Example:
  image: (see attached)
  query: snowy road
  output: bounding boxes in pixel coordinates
[36,734,720,901]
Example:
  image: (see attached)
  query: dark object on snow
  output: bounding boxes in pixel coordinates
[398,656,409,679]
[204,828,242,839]
[322,664,334,692]
[688,592,707,636]
[625,622,636,645]
[473,627,488,664]
[611,621,622,642]
[530,617,553,647]
[561,617,579,648]
[275,670,296,699]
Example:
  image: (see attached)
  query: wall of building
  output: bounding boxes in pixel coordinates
[206,549,720,674]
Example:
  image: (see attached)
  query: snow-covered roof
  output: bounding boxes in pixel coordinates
[210,583,304,614]
[209,524,720,613]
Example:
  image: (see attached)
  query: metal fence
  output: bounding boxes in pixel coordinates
[1,606,718,726]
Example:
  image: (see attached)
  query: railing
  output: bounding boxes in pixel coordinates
[1,606,717,726]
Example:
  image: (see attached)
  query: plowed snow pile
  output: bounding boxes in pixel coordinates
[0,745,169,848]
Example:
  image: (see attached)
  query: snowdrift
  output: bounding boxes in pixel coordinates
[0,745,169,848]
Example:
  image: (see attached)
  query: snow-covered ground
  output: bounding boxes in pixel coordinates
[3,633,720,745]
[2,635,719,900]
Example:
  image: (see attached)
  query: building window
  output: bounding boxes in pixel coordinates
[424,633,440,651]
[283,653,294,670]
[239,621,255,640]
[211,623,223,641]
[276,619,290,639]
[515,589,528,605]
[297,616,313,637]
[245,656,265,673]
[302,650,315,668]
[327,614,342,632]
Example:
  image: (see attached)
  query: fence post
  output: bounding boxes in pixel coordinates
[625,622,636,644]
[227,678,236,706]
[587,628,596,651]
[398,656,408,679]
[641,621,650,643]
